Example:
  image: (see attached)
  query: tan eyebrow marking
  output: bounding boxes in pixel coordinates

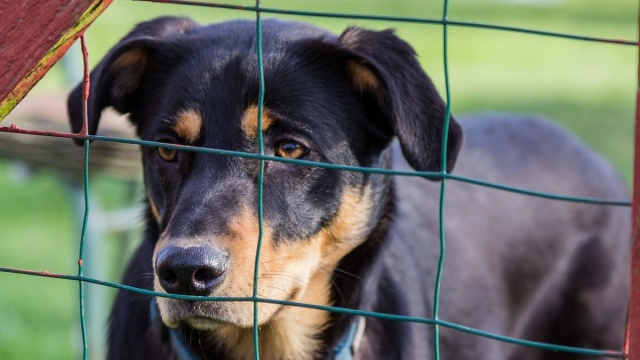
[173,109,202,144]
[147,190,161,224]
[241,104,275,138]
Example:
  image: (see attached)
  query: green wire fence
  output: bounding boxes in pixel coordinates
[0,0,637,359]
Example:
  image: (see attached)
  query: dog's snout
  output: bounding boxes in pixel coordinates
[155,246,227,296]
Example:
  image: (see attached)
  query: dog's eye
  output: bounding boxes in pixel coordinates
[275,141,307,159]
[158,146,177,162]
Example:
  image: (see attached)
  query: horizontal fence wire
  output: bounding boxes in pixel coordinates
[0,267,627,358]
[0,1,636,359]
[140,0,637,46]
[0,129,631,207]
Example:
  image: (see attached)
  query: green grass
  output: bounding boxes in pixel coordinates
[0,0,637,358]
[0,164,77,359]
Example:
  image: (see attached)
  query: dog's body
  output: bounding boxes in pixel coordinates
[68,17,629,359]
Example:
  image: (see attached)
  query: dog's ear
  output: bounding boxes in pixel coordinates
[67,17,197,145]
[340,27,463,174]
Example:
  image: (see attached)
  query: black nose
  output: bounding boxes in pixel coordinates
[155,246,227,296]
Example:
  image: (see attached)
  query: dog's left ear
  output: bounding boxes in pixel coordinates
[67,16,198,145]
[340,27,463,174]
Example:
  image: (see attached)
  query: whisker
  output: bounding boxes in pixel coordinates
[260,272,305,281]
[259,255,319,266]
[333,268,363,281]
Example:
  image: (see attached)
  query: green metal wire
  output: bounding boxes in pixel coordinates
[140,0,637,46]
[433,0,452,357]
[252,1,266,357]
[1,127,630,207]
[5,128,629,209]
[0,267,626,358]
[77,34,91,360]
[0,1,636,359]
[78,139,89,360]
[10,132,630,206]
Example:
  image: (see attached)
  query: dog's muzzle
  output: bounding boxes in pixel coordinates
[155,245,228,296]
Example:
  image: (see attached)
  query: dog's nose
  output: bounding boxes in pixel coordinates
[155,246,227,296]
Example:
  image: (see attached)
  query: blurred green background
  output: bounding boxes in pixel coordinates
[0,0,637,358]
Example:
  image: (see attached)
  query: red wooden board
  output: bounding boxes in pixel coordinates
[0,0,113,121]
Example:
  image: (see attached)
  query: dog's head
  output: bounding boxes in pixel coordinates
[68,17,462,331]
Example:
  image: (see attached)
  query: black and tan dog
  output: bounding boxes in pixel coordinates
[67,17,630,359]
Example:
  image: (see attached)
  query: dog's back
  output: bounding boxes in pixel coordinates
[368,114,630,359]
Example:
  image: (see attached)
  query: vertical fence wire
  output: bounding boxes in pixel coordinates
[252,0,266,357]
[432,0,453,358]
[0,1,637,359]
[77,33,92,360]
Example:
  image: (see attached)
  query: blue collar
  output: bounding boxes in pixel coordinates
[332,316,366,360]
[150,300,199,360]
[150,300,365,359]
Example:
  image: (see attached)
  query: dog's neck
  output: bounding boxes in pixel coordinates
[208,269,333,360]
[320,156,395,355]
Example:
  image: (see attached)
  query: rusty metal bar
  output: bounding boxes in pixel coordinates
[626,6,640,358]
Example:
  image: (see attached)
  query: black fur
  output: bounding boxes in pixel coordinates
[68,17,629,359]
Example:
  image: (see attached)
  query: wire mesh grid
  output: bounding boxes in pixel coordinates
[0,0,637,359]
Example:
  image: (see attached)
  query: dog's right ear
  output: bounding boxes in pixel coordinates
[67,17,197,145]
[339,28,463,175]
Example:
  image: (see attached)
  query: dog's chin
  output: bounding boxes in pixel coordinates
[183,316,229,331]
[157,297,283,330]
[160,311,229,330]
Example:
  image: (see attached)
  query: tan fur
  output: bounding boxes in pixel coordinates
[110,48,148,71]
[346,61,384,105]
[347,61,379,94]
[146,191,161,224]
[108,48,149,94]
[153,187,373,359]
[241,104,275,138]
[173,109,202,144]
[317,187,373,266]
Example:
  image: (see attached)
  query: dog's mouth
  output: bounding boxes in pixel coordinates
[156,298,245,329]
[183,315,229,330]
[155,288,298,330]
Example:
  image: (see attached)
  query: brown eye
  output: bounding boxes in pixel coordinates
[275,141,307,159]
[158,146,177,162]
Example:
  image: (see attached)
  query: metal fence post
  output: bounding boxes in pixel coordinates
[626,7,640,358]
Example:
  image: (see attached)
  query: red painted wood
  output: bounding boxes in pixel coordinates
[0,0,89,98]
[0,0,112,119]
[626,9,640,359]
